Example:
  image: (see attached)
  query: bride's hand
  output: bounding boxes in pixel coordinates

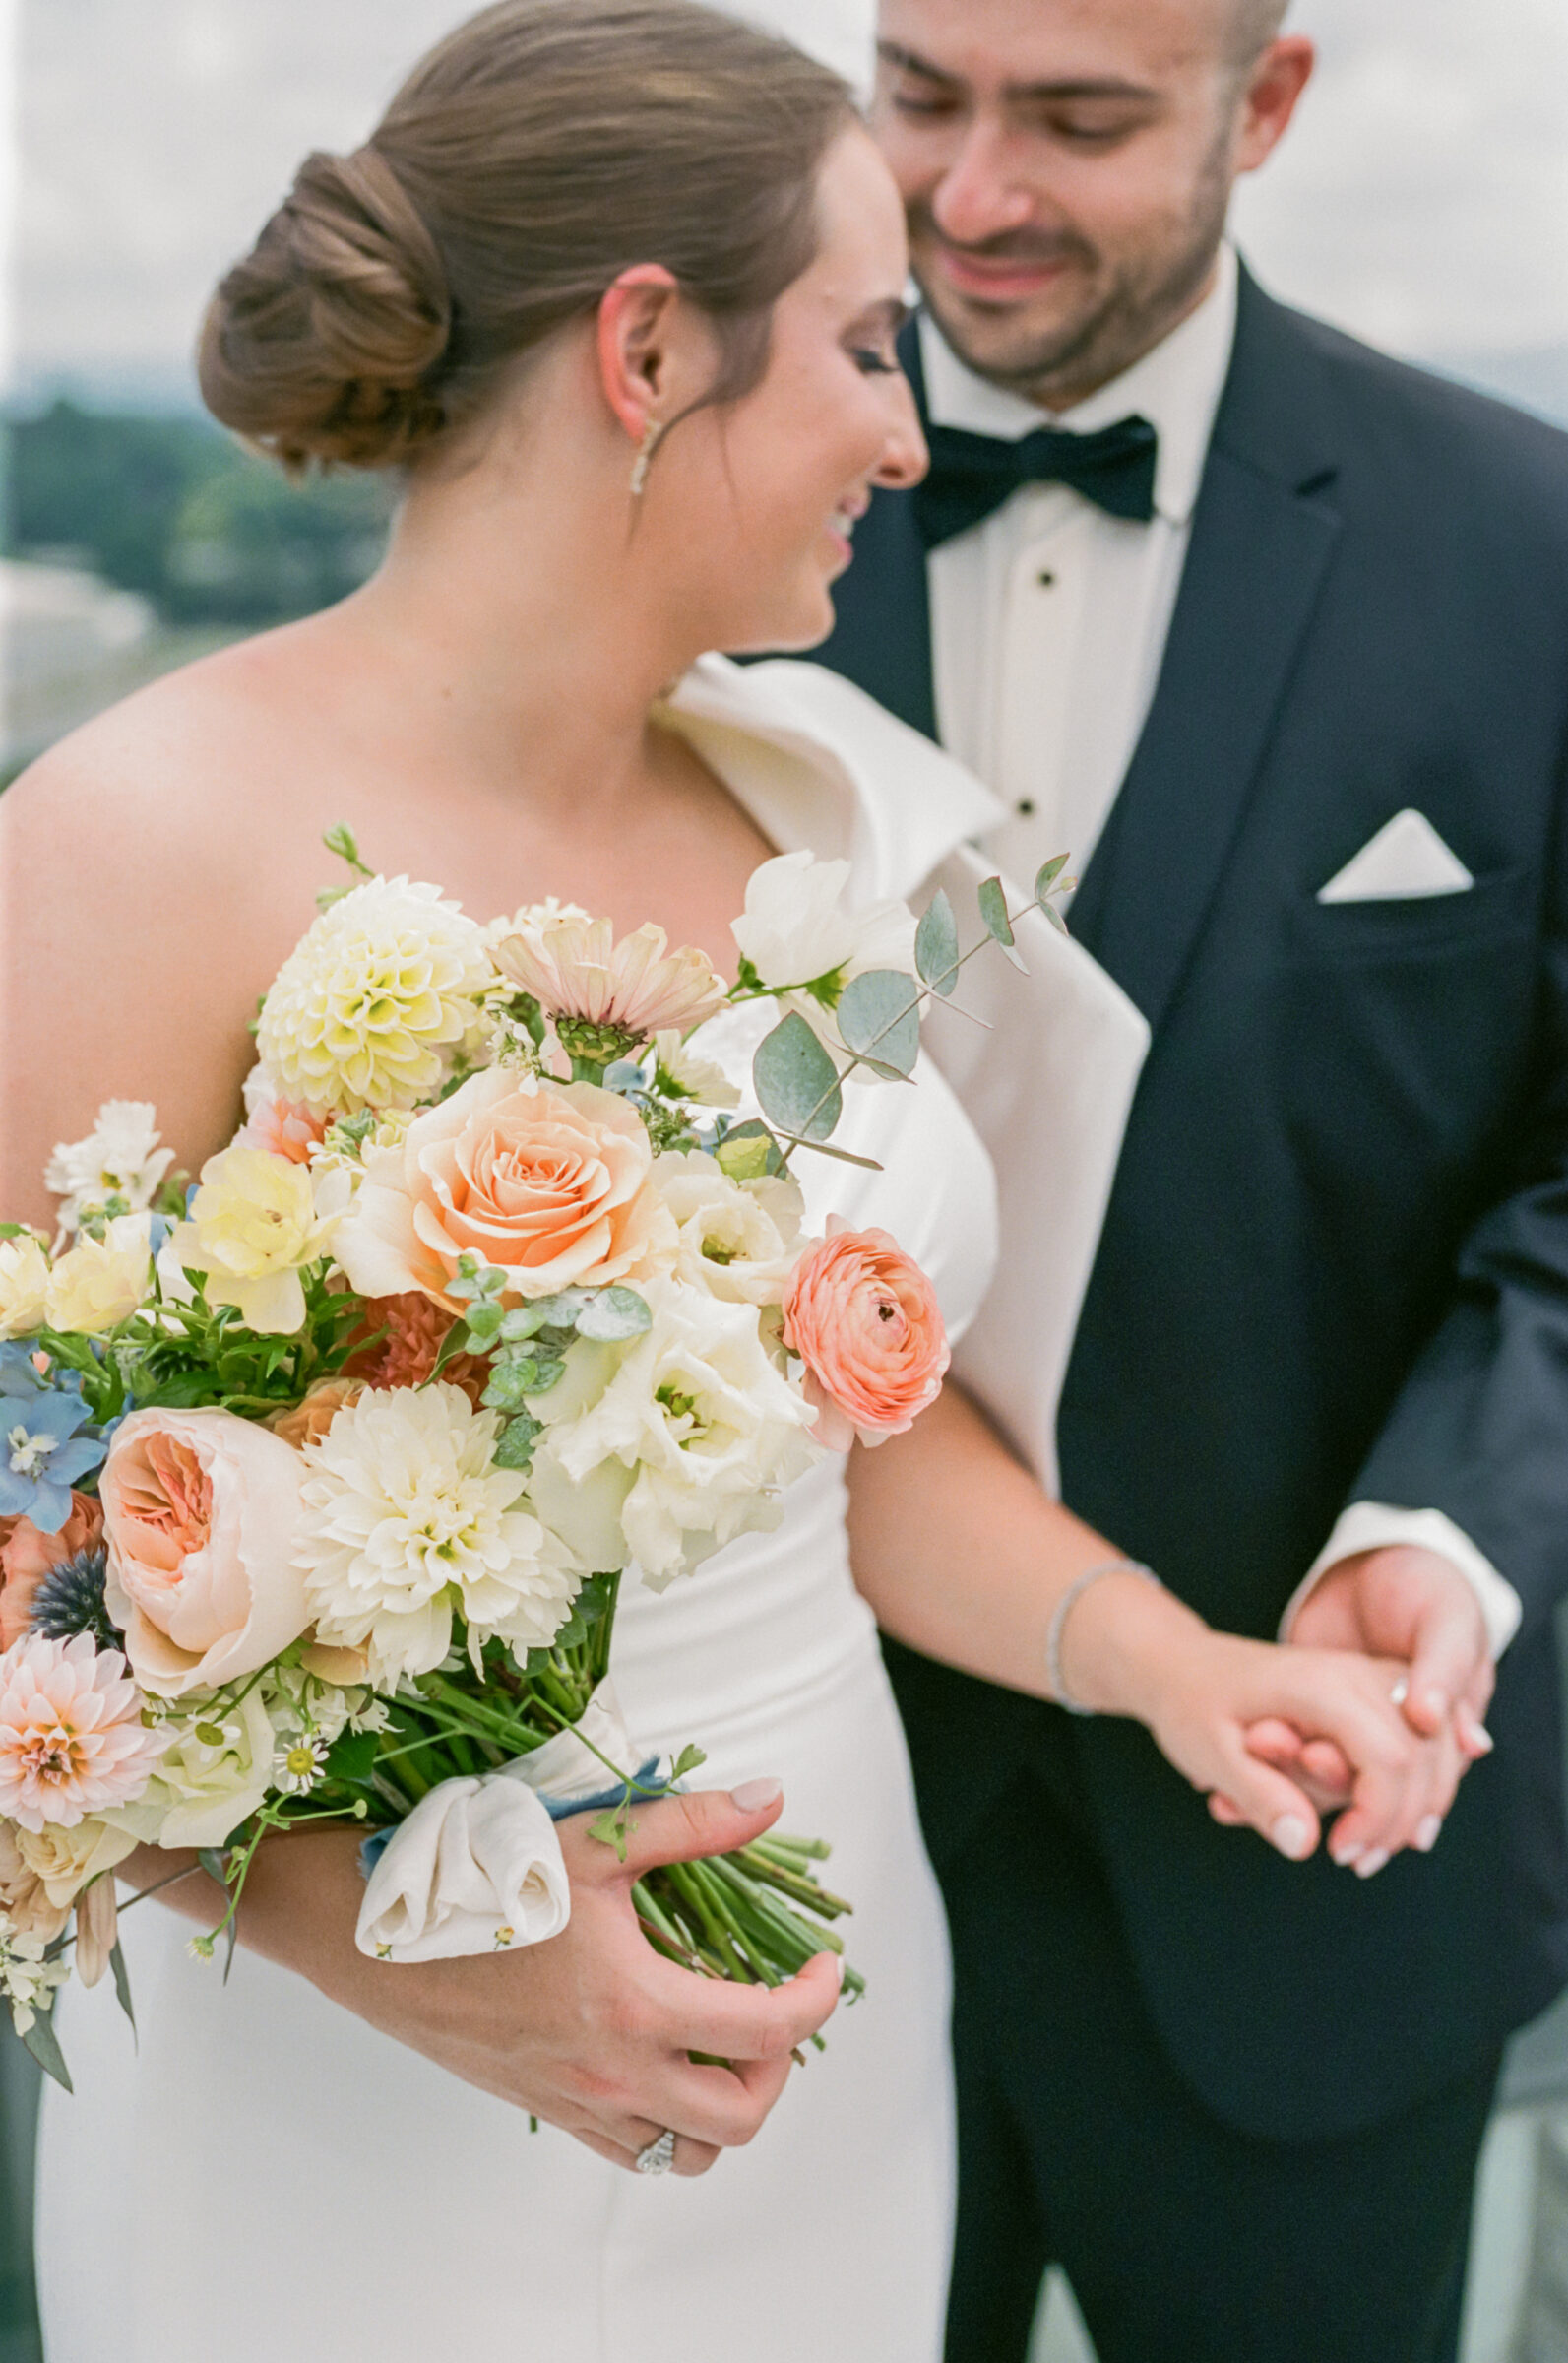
[1064,1576,1464,1867]
[127,1781,840,2178]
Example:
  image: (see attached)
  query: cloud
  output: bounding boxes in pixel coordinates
[7,0,1567,402]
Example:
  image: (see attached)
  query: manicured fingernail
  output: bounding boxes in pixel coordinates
[730,1777,782,1812]
[1272,1815,1311,1861]
[1464,1717,1495,1756]
[1331,1836,1364,1868]
[1354,1848,1390,1879]
[1415,1816,1442,1853]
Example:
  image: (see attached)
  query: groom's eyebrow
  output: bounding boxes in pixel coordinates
[876,37,1159,106]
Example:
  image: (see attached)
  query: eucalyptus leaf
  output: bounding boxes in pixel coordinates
[575,1287,653,1343]
[529,1290,590,1329]
[109,1941,137,2039]
[914,888,961,996]
[1034,853,1070,901]
[753,1012,843,1142]
[1042,900,1069,935]
[497,1304,552,1344]
[837,969,921,1077]
[464,1301,505,1346]
[20,2008,72,2093]
[493,1411,543,1470]
[977,875,1029,973]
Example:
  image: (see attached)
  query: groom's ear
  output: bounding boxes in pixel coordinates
[596,264,693,445]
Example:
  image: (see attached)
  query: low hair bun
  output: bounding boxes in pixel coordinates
[200,145,454,470]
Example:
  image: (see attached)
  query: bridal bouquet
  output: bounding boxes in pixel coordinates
[0,830,1069,2087]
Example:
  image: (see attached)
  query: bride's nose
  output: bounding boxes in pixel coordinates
[873,380,929,491]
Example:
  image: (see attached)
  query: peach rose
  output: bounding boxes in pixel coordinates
[99,1408,310,1697]
[782,1221,949,1451]
[0,1492,104,1649]
[333,1067,674,1311]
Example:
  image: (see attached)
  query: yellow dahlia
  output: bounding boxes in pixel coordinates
[256,876,492,1118]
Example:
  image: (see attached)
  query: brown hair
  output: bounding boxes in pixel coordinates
[199,0,856,473]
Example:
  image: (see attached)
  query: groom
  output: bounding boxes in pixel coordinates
[813,2,1568,2358]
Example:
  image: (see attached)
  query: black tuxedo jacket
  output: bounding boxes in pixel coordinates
[811,270,1568,2141]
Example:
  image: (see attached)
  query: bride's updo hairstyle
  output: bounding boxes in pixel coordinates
[199,0,855,473]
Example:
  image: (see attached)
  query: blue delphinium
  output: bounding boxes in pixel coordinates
[0,1348,109,1533]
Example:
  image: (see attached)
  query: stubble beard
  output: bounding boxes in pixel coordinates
[910,127,1234,412]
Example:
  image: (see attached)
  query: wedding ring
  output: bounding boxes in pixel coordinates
[635,2129,676,2176]
[1390,1677,1410,1708]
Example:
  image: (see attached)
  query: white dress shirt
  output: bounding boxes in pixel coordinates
[919,245,1520,1657]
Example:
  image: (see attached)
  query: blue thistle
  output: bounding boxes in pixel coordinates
[29,1548,117,1649]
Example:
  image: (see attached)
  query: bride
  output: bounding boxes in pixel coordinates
[0,5,1462,2357]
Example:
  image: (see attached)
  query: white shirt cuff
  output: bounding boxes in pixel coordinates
[1280,1502,1522,1659]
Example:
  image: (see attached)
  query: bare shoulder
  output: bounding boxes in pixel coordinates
[0,626,331,1227]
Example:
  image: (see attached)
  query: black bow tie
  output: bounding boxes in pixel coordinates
[913,413,1160,549]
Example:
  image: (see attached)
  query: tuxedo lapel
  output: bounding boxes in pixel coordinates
[1067,276,1344,1033]
[808,320,938,741]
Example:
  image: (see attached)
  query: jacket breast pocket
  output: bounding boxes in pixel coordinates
[1281,864,1534,968]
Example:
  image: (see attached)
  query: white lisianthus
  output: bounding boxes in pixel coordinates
[0,1234,51,1341]
[164,1147,352,1334]
[44,1213,156,1335]
[652,1150,804,1307]
[294,1384,583,1686]
[16,1816,138,1910]
[544,1278,821,1590]
[45,1101,174,1243]
[652,1030,740,1111]
[256,876,493,1117]
[115,1685,279,1851]
[731,852,916,998]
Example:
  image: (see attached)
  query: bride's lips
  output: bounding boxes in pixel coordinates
[930,241,1080,305]
[825,496,868,568]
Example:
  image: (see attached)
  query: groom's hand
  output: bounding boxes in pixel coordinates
[1288,1545,1495,1750]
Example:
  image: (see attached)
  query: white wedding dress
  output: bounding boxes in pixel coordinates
[34,658,1011,2363]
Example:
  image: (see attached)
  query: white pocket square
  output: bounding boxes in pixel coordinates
[1317,809,1474,904]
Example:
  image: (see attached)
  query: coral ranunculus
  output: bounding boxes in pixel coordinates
[99,1408,311,1697]
[782,1222,949,1451]
[0,1492,104,1650]
[333,1068,674,1310]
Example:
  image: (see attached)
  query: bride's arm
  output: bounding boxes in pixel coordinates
[117,1783,840,2176]
[847,1382,1463,1867]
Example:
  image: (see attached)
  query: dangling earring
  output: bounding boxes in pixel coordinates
[630,418,665,497]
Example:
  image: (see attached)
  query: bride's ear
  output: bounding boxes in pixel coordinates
[596,265,684,450]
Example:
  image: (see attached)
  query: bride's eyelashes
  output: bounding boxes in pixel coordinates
[848,347,902,375]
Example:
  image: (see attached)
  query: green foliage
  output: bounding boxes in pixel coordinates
[977,875,1029,974]
[4,399,392,625]
[752,1011,843,1142]
[914,889,961,997]
[20,2006,72,2093]
[836,968,921,1079]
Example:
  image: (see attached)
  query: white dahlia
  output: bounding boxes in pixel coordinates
[256,877,492,1118]
[294,1384,581,1685]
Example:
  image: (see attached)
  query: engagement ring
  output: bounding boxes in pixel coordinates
[635,2130,677,2176]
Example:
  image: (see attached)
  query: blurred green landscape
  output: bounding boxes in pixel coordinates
[0,402,394,782]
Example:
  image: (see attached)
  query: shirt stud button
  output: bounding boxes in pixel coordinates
[1016,798,1036,816]
[1036,570,1056,587]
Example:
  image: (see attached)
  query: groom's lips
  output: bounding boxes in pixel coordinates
[928,240,1082,305]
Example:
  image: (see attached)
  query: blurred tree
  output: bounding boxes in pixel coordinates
[3,400,392,623]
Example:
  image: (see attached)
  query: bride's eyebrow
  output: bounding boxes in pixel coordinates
[844,297,910,339]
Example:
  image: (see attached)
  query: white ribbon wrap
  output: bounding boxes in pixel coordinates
[354,1682,642,1964]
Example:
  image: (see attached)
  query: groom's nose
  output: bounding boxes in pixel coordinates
[929,116,1039,249]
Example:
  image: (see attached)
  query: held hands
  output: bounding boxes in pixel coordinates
[1065,1563,1490,1872]
[1220,1545,1495,1870]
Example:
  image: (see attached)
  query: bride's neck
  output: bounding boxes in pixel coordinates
[334,418,698,819]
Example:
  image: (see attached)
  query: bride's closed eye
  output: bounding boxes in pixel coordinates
[848,347,901,375]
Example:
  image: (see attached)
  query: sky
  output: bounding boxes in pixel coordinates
[5,0,1567,411]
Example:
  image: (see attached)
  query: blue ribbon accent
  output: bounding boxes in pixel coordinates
[356,1756,668,1882]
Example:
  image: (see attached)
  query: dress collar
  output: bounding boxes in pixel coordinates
[918,242,1239,528]
[659,653,1003,904]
